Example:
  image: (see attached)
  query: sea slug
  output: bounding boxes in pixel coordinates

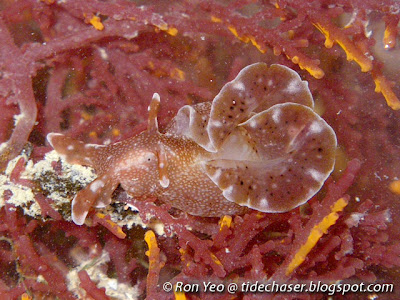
[47,63,337,225]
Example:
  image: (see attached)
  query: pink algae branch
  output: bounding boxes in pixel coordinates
[78,270,108,300]
[1,1,400,298]
[1,204,76,299]
[0,18,37,170]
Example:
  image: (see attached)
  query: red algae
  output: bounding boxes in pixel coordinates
[78,270,109,300]
[0,1,400,299]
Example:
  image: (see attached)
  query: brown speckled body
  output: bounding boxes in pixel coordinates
[112,131,247,216]
[47,63,336,225]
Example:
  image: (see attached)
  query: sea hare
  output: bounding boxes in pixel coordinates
[47,63,337,225]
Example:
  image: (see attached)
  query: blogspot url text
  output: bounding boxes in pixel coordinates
[162,280,394,295]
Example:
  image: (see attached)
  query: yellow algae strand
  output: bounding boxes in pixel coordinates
[286,197,348,276]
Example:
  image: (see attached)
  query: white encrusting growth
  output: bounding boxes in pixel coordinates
[0,154,37,214]
[67,250,140,300]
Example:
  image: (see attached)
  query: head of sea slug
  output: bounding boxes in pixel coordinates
[47,93,168,225]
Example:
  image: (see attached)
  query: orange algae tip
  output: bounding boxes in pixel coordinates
[286,197,348,276]
[249,36,266,53]
[21,293,32,300]
[211,15,222,23]
[286,53,324,79]
[227,25,266,53]
[228,25,249,43]
[383,27,396,49]
[383,18,398,49]
[170,68,185,81]
[145,230,158,256]
[373,72,400,110]
[389,180,400,195]
[273,46,282,56]
[154,24,178,36]
[219,215,232,230]
[95,213,126,239]
[47,62,337,225]
[313,21,372,72]
[89,16,104,31]
[112,128,121,137]
[210,252,223,266]
[81,111,93,121]
[144,229,164,294]
[88,131,97,138]
[174,290,187,300]
[291,56,300,64]
[166,27,178,36]
[301,63,324,79]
